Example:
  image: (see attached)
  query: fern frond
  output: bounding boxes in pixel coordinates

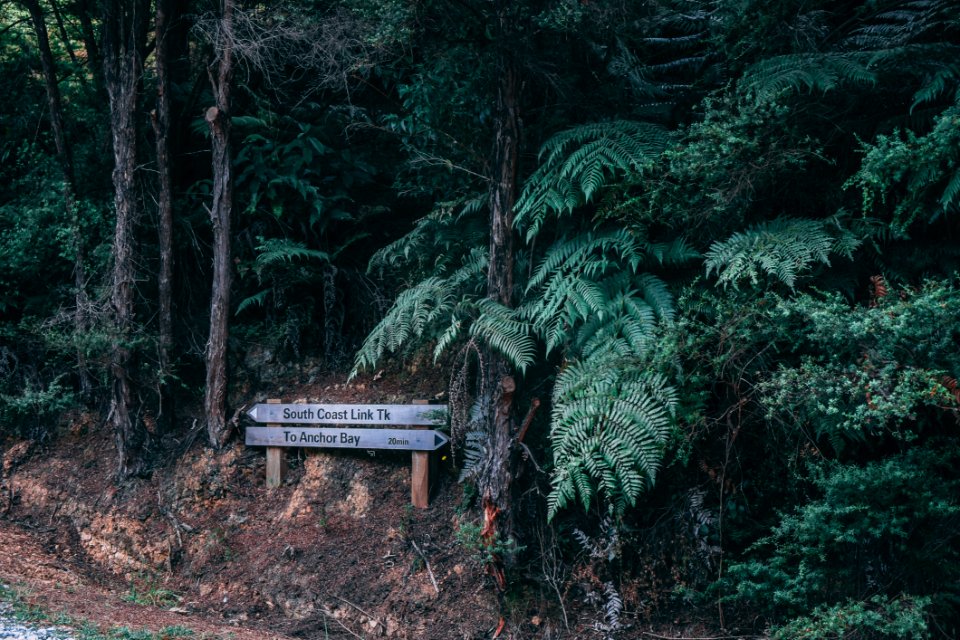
[705,217,860,289]
[352,274,473,377]
[515,121,671,240]
[236,289,269,315]
[527,230,646,292]
[547,343,677,519]
[255,238,329,271]
[367,194,487,275]
[469,299,537,373]
[523,232,679,356]
[740,53,875,100]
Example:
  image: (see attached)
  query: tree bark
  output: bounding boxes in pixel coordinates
[152,0,174,431]
[475,21,522,590]
[204,0,235,449]
[22,0,93,397]
[103,0,148,477]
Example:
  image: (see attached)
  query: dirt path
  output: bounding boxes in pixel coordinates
[0,519,296,640]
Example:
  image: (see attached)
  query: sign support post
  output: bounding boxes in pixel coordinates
[411,399,430,509]
[265,398,286,488]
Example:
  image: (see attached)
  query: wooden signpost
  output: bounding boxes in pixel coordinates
[245,400,449,508]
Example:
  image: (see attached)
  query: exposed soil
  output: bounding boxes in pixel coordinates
[0,372,514,639]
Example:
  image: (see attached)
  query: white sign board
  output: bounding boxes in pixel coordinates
[245,426,450,451]
[246,403,447,426]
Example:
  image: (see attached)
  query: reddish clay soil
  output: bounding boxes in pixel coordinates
[0,372,518,639]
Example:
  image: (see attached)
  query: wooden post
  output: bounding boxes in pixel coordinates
[411,399,430,508]
[265,398,287,488]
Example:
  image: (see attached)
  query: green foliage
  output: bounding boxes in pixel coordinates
[514,120,671,241]
[848,101,960,232]
[772,595,931,640]
[366,195,487,277]
[522,230,690,355]
[739,53,876,100]
[726,444,960,630]
[455,519,523,566]
[122,574,181,608]
[548,342,677,519]
[759,280,960,450]
[351,249,487,375]
[704,216,859,289]
[234,116,359,230]
[638,92,821,230]
[0,374,77,440]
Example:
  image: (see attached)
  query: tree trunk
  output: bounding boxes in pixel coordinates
[152,0,174,431]
[103,0,148,477]
[475,38,521,590]
[22,0,92,397]
[204,0,235,449]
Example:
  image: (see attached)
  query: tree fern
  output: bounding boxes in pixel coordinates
[350,250,487,376]
[469,299,537,373]
[514,121,671,241]
[367,194,487,276]
[705,216,859,289]
[523,231,687,354]
[739,53,876,100]
[547,341,677,520]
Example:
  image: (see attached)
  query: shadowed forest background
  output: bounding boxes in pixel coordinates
[2,0,960,638]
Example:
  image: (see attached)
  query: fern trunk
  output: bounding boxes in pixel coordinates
[476,49,521,575]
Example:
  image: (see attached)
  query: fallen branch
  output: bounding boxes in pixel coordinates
[330,594,384,629]
[320,605,364,640]
[410,539,440,594]
[516,397,541,444]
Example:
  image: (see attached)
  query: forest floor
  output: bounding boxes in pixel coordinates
[0,369,562,640]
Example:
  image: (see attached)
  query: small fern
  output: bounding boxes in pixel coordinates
[705,216,859,289]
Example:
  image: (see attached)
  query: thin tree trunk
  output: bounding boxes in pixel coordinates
[103,0,147,477]
[76,0,102,88]
[475,36,521,591]
[22,0,92,398]
[204,0,235,449]
[152,0,174,431]
[47,0,80,68]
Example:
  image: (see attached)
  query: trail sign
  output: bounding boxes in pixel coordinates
[247,400,448,508]
[246,403,447,426]
[245,426,449,451]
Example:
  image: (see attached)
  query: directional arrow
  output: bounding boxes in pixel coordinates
[245,426,450,451]
[245,403,447,426]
